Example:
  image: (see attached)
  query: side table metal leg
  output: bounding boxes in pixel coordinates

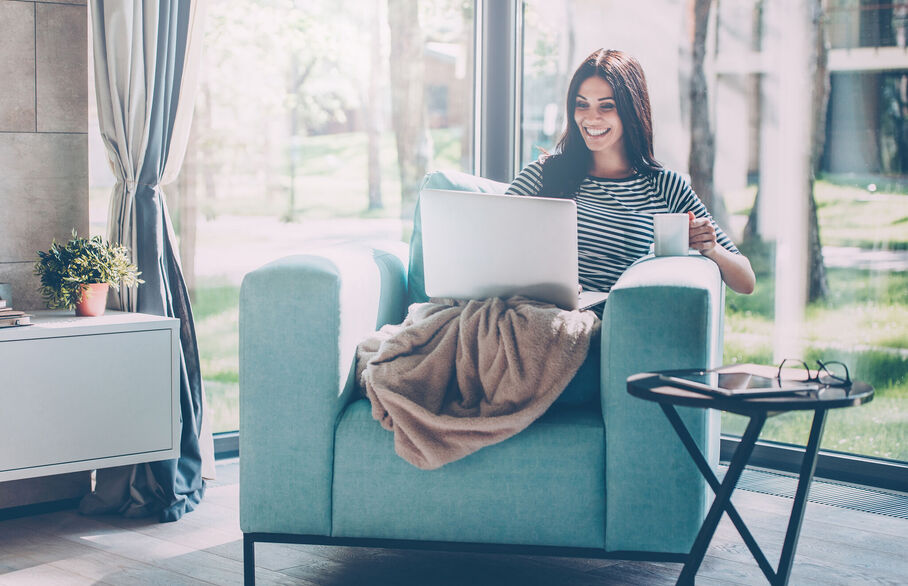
[660,404,776,581]
[677,412,767,585]
[774,408,828,586]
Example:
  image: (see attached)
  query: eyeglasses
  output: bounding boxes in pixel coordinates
[777,358,852,388]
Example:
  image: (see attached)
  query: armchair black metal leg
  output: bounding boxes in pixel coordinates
[774,409,828,586]
[244,533,256,586]
[677,412,767,585]
[660,404,776,581]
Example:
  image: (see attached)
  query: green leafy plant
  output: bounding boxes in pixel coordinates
[34,230,143,309]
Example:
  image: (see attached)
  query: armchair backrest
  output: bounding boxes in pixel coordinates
[408,171,510,305]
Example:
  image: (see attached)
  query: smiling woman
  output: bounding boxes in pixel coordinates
[507,49,755,296]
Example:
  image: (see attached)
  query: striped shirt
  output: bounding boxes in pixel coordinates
[507,160,740,292]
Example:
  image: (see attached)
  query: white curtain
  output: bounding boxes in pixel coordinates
[83,0,214,522]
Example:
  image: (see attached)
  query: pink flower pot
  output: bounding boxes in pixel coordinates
[75,283,110,317]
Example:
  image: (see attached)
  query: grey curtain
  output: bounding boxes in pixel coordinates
[81,0,213,523]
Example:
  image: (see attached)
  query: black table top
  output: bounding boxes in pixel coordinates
[627,369,874,416]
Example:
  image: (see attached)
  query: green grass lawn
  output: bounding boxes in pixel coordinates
[721,394,907,461]
[194,279,241,434]
[189,129,906,463]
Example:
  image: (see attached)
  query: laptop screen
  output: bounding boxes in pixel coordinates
[419,188,584,310]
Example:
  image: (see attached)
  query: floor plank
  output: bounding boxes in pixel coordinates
[1,459,905,585]
[0,524,209,586]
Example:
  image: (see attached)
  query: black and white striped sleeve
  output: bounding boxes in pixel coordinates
[506,160,544,196]
[659,170,740,254]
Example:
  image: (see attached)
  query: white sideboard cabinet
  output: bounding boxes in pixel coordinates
[0,310,181,482]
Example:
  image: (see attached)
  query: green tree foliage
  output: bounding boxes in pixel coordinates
[196,0,360,205]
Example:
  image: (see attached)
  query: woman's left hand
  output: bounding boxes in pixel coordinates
[687,211,717,254]
[684,211,756,294]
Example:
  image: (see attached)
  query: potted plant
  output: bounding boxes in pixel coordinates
[34,230,143,316]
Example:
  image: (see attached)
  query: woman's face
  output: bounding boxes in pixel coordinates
[573,76,624,154]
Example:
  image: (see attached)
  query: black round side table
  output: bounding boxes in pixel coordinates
[627,369,874,586]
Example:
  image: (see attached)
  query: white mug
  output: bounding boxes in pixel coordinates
[653,213,689,256]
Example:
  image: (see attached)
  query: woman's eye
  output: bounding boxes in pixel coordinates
[575,102,588,110]
[600,103,615,111]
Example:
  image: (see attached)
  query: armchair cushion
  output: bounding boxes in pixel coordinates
[332,400,606,548]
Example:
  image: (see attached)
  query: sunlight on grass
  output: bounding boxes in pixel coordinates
[817,190,908,248]
[722,179,908,249]
[806,303,908,349]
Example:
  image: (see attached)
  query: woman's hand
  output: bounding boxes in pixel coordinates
[687,211,717,253]
[684,211,756,294]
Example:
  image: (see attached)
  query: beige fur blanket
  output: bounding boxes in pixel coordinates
[355,296,600,470]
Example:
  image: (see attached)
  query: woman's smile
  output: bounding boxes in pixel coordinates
[583,126,610,137]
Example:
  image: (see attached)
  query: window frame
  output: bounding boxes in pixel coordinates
[475,0,522,182]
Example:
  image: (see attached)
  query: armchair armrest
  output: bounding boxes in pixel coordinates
[239,242,408,535]
[601,255,724,553]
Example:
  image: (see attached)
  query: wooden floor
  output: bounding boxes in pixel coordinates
[1,460,905,585]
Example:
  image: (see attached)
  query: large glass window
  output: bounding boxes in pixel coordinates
[520,0,907,464]
[90,0,475,433]
[88,0,906,462]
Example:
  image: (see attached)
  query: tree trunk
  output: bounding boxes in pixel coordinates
[742,192,759,243]
[285,56,301,223]
[806,0,829,302]
[898,5,908,173]
[900,74,908,173]
[744,0,829,305]
[197,79,217,222]
[743,1,763,245]
[689,0,730,228]
[367,0,383,210]
[387,0,431,221]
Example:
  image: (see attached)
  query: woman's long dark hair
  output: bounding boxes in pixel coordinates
[539,49,662,197]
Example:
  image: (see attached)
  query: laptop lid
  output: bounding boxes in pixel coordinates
[419,188,603,311]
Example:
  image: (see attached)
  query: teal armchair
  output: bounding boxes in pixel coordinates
[239,171,724,584]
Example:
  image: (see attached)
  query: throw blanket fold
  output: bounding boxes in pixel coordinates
[356,296,600,470]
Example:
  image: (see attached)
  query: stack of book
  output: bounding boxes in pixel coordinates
[0,298,32,328]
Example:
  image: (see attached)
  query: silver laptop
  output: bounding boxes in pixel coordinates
[419,188,609,311]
